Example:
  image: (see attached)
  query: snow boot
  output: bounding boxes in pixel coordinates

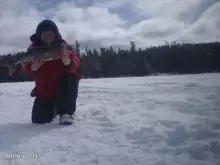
[59,114,74,125]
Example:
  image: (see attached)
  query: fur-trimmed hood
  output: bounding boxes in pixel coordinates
[30,20,62,45]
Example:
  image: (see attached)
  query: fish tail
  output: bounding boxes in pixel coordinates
[8,64,18,76]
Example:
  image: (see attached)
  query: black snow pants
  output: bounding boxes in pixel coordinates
[31,73,79,124]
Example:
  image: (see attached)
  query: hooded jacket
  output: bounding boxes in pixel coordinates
[22,20,82,98]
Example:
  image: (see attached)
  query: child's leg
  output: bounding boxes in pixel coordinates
[57,73,79,119]
[31,97,57,124]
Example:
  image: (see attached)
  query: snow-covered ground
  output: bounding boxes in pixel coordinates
[0,73,220,165]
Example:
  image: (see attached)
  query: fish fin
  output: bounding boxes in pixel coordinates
[8,65,18,76]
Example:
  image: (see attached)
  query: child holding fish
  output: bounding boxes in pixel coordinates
[22,20,82,125]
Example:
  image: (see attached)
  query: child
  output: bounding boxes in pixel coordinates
[22,20,82,125]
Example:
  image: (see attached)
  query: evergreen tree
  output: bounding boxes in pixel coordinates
[75,40,80,57]
[0,41,219,82]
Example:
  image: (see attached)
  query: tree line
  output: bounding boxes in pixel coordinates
[0,40,219,83]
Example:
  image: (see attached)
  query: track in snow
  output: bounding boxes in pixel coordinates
[0,73,220,165]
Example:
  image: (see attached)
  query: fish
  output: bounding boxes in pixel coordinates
[0,44,75,76]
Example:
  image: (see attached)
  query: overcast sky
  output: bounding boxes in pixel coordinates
[0,0,219,54]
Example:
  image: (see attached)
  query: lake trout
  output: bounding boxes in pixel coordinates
[0,44,75,76]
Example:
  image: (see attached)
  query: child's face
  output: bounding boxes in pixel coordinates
[40,31,56,44]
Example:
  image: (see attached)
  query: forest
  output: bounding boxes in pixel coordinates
[0,40,219,83]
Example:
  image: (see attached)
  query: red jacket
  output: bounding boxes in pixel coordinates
[22,40,82,98]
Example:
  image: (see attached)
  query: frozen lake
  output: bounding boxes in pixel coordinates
[0,73,220,165]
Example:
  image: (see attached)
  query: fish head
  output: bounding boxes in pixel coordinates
[63,44,75,51]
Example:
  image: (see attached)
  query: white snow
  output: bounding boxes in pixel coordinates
[0,73,220,165]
